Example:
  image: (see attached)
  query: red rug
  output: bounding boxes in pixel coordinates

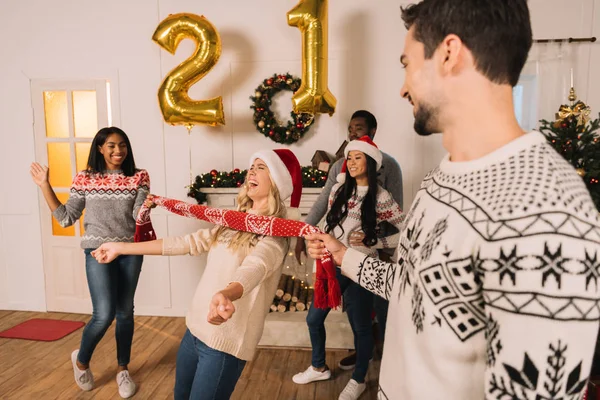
[0,318,85,341]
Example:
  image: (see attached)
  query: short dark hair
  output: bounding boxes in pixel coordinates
[351,110,377,132]
[401,0,532,86]
[87,127,137,176]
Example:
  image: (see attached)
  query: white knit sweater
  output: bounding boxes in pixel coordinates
[341,132,600,399]
[162,221,288,361]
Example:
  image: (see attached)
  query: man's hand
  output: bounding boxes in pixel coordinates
[304,233,347,266]
[207,291,236,325]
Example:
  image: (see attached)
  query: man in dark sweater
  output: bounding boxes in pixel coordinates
[295,109,404,369]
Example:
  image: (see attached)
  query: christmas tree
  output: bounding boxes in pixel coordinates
[539,87,600,210]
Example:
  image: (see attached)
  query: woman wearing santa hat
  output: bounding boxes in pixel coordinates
[93,149,302,400]
[292,136,404,400]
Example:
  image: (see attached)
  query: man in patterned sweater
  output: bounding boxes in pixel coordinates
[305,0,600,399]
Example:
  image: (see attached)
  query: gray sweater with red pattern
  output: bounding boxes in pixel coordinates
[53,169,150,249]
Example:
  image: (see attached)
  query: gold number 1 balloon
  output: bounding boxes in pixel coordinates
[287,0,337,116]
[153,13,225,126]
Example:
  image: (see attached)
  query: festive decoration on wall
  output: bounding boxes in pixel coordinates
[153,13,225,127]
[287,0,336,115]
[250,73,315,144]
[540,87,600,209]
[187,166,327,204]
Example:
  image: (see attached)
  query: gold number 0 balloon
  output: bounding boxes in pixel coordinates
[287,0,337,116]
[153,13,225,126]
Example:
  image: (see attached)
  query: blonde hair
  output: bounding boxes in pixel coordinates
[212,173,287,252]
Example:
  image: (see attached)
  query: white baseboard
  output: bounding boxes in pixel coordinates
[0,302,46,312]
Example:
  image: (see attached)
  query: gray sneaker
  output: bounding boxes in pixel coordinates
[71,350,94,391]
[116,370,137,398]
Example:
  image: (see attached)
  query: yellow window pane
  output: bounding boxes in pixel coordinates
[75,142,92,172]
[43,91,69,138]
[47,143,72,187]
[53,192,75,236]
[80,210,86,235]
[73,91,98,138]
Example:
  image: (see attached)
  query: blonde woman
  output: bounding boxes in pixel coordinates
[93,149,302,400]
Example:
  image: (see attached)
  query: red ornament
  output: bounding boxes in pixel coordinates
[233,168,240,174]
[296,123,304,129]
[266,78,273,86]
[210,169,218,176]
[269,130,274,136]
[321,176,326,180]
[236,181,242,187]
[561,123,567,128]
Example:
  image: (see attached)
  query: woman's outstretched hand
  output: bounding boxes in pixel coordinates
[143,194,157,209]
[92,243,123,264]
[208,292,236,325]
[30,162,49,187]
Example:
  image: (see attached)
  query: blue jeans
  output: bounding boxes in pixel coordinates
[175,329,247,400]
[77,249,143,366]
[306,268,374,383]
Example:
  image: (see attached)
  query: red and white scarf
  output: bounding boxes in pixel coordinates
[135,196,341,309]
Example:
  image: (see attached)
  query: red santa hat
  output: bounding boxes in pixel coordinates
[249,149,303,220]
[337,135,383,183]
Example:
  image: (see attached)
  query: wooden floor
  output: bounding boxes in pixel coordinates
[0,311,380,399]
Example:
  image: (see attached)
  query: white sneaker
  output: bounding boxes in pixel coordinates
[339,379,366,400]
[292,365,332,384]
[117,370,137,398]
[71,350,94,391]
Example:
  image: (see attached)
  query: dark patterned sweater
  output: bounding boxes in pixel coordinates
[53,169,150,249]
[341,132,600,399]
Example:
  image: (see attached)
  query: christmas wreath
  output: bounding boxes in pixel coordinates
[250,73,314,144]
[187,166,328,204]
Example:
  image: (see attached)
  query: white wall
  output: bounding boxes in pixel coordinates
[1,0,598,314]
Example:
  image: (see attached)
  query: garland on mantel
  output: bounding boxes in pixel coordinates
[187,166,328,204]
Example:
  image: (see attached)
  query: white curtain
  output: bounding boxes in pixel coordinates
[516,42,579,130]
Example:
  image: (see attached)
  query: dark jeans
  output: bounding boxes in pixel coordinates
[77,249,143,366]
[306,268,374,383]
[373,295,389,343]
[175,329,247,400]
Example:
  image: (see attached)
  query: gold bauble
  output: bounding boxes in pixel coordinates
[255,91,262,98]
[258,120,265,128]
[568,87,577,103]
[286,79,293,85]
[576,168,585,177]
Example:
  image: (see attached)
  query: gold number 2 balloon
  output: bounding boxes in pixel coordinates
[153,13,225,126]
[287,0,337,116]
